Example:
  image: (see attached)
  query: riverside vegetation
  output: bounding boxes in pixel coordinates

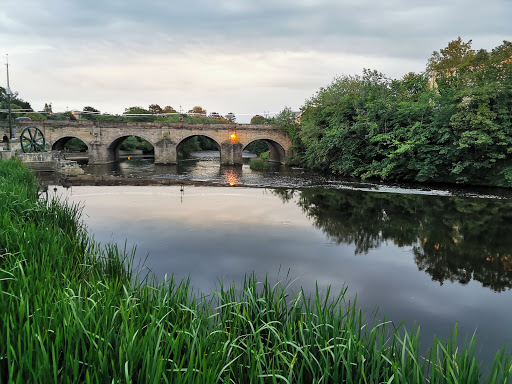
[1,159,512,383]
[249,151,270,170]
[281,39,512,187]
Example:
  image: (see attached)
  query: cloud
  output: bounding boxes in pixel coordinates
[1,0,510,116]
[4,0,510,54]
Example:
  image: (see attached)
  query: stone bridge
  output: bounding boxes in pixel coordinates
[0,120,293,165]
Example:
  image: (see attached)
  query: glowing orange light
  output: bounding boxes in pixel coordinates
[128,156,131,160]
[223,169,238,186]
[230,133,236,139]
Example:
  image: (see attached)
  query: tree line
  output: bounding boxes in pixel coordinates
[283,38,512,187]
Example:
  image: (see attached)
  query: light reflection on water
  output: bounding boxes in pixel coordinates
[81,152,332,189]
[222,168,239,186]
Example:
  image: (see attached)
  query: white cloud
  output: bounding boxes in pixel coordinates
[1,0,511,118]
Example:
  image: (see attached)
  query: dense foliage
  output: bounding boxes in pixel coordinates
[293,39,512,187]
[246,139,269,155]
[251,114,268,124]
[119,136,154,153]
[1,159,511,382]
[178,135,218,158]
[0,86,33,120]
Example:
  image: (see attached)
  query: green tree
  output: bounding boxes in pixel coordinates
[11,97,31,111]
[447,40,512,185]
[178,137,202,158]
[53,111,77,121]
[427,37,475,74]
[246,140,269,156]
[250,115,266,124]
[197,136,217,150]
[82,106,100,120]
[124,106,150,114]
[272,107,298,132]
[0,87,33,119]
[298,71,394,176]
[123,106,155,122]
[293,39,512,187]
[64,138,88,152]
[120,136,154,153]
[148,104,163,114]
[225,112,236,123]
[187,106,207,116]
[25,112,46,120]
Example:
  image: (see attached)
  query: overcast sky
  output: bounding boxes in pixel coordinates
[1,0,511,122]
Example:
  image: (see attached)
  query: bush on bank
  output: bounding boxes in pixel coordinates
[249,158,269,170]
[1,159,511,383]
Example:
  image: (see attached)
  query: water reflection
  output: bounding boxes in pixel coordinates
[274,188,512,292]
[41,152,512,295]
[81,156,332,188]
[78,155,512,199]
[37,164,512,369]
[222,168,241,186]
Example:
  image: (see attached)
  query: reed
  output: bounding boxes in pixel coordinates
[249,158,270,170]
[1,158,511,383]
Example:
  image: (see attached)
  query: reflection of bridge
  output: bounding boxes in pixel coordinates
[0,120,292,165]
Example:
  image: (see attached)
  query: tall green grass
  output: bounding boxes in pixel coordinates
[250,158,270,170]
[1,158,511,383]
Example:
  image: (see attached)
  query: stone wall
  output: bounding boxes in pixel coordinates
[19,152,61,172]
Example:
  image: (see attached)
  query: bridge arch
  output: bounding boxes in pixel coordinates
[176,134,221,152]
[243,138,286,164]
[106,134,156,163]
[176,134,222,162]
[52,135,90,152]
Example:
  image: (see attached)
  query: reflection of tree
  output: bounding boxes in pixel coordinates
[273,188,512,292]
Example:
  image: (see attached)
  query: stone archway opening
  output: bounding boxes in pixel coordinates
[107,135,155,163]
[52,136,89,163]
[244,139,286,164]
[176,135,221,162]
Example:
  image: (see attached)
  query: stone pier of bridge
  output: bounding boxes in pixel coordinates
[0,120,293,165]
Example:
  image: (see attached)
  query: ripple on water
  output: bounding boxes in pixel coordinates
[80,154,512,199]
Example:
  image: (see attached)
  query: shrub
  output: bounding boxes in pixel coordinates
[249,158,269,170]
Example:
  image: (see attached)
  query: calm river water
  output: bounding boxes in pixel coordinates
[45,152,512,367]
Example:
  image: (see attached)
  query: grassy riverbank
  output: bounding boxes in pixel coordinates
[1,159,511,383]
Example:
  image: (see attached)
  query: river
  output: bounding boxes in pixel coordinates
[42,151,512,368]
